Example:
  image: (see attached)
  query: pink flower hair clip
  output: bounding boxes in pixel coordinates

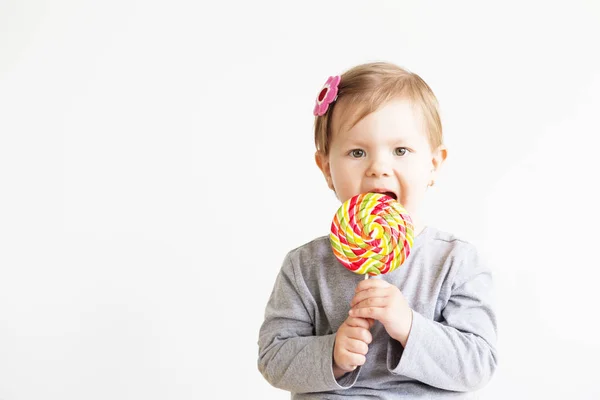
[313,75,340,116]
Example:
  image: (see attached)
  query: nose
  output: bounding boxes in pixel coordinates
[366,153,392,177]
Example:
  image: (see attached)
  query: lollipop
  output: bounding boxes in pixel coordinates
[329,192,414,278]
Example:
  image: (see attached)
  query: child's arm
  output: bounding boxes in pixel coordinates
[258,252,364,393]
[351,244,498,392]
[391,245,497,391]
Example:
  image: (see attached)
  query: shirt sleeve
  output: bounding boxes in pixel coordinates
[257,252,360,393]
[386,245,498,392]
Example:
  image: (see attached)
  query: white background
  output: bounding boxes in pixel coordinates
[1,1,599,399]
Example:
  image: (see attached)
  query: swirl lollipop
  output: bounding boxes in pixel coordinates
[329,192,414,278]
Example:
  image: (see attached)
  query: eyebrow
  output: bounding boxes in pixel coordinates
[341,134,413,147]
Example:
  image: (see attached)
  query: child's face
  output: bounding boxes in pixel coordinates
[316,98,446,228]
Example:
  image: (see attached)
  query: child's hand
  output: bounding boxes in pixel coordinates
[333,316,373,378]
[349,279,413,346]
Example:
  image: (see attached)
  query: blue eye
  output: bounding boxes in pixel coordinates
[394,147,408,156]
[350,149,365,158]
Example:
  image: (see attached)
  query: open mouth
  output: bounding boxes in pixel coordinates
[383,191,397,201]
[370,190,397,201]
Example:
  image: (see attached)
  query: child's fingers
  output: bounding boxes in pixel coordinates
[346,326,373,344]
[355,278,390,293]
[345,316,371,329]
[340,348,367,367]
[346,315,375,330]
[349,306,384,321]
[343,352,366,369]
[344,337,369,356]
[353,296,389,309]
[336,344,366,372]
[350,288,388,307]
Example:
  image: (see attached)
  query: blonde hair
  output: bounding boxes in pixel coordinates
[314,62,443,155]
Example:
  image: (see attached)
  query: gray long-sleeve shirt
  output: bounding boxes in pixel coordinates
[258,226,498,399]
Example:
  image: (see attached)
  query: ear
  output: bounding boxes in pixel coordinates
[315,151,335,191]
[429,144,448,184]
